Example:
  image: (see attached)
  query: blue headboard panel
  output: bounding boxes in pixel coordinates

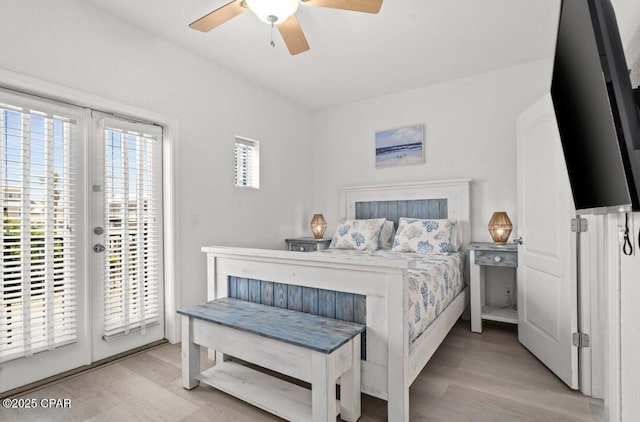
[355,199,448,228]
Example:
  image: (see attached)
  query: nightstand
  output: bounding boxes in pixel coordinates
[468,242,518,333]
[285,237,332,252]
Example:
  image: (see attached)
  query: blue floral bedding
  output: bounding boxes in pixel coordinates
[317,249,466,345]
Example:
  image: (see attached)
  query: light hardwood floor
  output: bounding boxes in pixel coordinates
[0,320,603,422]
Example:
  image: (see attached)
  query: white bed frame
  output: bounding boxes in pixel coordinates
[202,179,471,421]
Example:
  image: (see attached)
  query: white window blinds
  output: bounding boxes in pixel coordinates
[0,99,79,363]
[235,137,259,189]
[102,119,162,340]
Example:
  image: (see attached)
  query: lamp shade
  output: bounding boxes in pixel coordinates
[310,214,327,239]
[488,212,513,245]
[245,0,299,24]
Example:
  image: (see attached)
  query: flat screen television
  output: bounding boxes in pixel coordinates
[551,0,640,214]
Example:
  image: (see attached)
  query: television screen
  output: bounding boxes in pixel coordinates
[551,0,640,213]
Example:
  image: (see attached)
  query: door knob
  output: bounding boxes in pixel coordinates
[513,237,523,245]
[94,226,104,235]
[93,244,106,253]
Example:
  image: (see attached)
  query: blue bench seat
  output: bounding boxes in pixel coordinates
[179,297,365,422]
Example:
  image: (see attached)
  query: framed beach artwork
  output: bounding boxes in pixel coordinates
[375,124,425,168]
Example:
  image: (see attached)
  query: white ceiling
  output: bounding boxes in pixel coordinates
[82,0,636,110]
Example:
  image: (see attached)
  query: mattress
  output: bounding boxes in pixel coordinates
[317,249,466,345]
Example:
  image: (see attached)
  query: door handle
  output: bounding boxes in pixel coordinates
[93,244,106,253]
[513,237,523,245]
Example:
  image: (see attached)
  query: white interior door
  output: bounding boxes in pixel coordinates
[90,113,164,361]
[0,90,89,393]
[516,94,578,389]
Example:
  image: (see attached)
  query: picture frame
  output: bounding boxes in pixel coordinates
[375,124,425,168]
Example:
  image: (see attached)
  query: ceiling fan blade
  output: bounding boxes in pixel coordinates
[302,0,383,14]
[189,0,247,32]
[277,15,310,56]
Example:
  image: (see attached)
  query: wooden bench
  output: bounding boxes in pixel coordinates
[178,298,365,422]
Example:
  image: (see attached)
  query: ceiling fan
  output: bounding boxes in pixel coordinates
[189,0,383,55]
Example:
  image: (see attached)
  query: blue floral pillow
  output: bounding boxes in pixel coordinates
[329,218,386,251]
[391,218,457,254]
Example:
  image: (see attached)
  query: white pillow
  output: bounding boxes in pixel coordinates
[329,218,386,251]
[391,218,456,254]
[378,220,396,250]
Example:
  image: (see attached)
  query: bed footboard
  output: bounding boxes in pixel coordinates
[203,246,412,402]
[202,245,465,422]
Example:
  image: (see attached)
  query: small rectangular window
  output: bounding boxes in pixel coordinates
[235,137,259,189]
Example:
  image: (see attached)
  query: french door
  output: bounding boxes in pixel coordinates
[0,90,89,392]
[90,113,164,361]
[0,89,164,393]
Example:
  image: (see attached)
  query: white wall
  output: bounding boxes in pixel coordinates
[605,212,640,421]
[619,213,640,420]
[617,20,640,419]
[628,23,640,87]
[0,0,313,312]
[310,58,553,243]
[617,5,640,418]
[614,0,640,48]
[620,28,640,418]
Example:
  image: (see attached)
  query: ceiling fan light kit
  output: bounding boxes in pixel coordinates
[189,0,383,55]
[245,0,299,24]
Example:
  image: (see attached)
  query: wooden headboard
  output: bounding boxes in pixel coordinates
[339,179,472,246]
[355,199,448,229]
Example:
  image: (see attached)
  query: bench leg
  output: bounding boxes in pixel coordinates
[339,336,361,422]
[312,351,337,422]
[215,351,225,366]
[181,316,200,390]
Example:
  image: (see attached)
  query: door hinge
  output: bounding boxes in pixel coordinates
[572,332,590,348]
[571,218,589,233]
